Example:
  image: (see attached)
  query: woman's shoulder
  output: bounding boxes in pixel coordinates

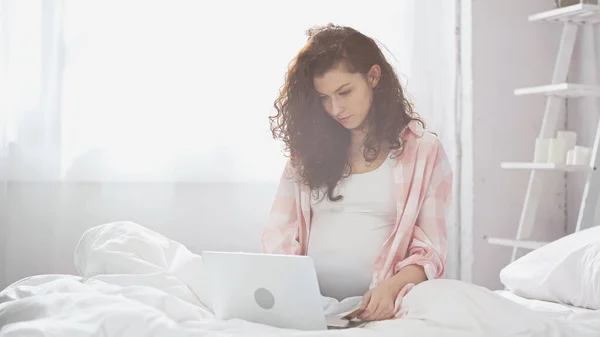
[391,119,450,173]
[400,119,444,151]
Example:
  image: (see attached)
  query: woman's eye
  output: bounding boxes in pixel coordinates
[339,90,351,96]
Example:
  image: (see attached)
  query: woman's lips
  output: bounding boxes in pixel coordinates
[338,115,352,123]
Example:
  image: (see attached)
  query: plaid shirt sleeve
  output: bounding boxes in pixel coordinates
[261,160,303,255]
[393,138,453,280]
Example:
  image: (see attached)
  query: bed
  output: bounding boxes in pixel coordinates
[495,291,600,335]
[1,221,599,337]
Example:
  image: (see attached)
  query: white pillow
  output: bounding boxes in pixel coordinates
[499,226,600,310]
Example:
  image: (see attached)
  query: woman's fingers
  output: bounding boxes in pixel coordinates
[373,301,392,321]
[343,308,364,320]
[372,303,390,321]
[359,291,372,311]
[365,300,395,321]
[360,298,381,321]
[355,291,395,321]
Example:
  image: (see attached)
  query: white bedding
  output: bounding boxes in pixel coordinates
[1,221,599,337]
[496,290,597,318]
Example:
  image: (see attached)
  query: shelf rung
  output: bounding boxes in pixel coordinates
[501,162,593,172]
[514,83,600,98]
[485,237,548,250]
[529,4,600,24]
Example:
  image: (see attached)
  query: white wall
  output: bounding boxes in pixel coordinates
[468,0,568,289]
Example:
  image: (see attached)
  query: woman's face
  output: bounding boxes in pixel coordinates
[313,63,380,130]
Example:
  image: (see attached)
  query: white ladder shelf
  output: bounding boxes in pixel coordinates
[486,3,600,262]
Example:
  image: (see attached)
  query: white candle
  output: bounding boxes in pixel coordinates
[557,130,577,151]
[566,149,576,165]
[574,146,591,166]
[548,138,567,164]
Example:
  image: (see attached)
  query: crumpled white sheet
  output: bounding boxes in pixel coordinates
[1,221,599,337]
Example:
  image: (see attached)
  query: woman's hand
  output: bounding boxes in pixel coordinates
[356,279,399,321]
[351,265,428,321]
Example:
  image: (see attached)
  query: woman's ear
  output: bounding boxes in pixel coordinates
[367,64,381,88]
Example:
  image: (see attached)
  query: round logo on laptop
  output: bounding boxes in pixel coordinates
[254,288,275,310]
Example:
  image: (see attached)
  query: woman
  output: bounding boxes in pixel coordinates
[262,24,453,322]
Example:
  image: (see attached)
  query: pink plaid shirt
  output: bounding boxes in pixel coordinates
[261,120,453,308]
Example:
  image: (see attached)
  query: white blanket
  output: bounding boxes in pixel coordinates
[1,221,599,337]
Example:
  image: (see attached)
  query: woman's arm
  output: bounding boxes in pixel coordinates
[357,139,453,321]
[356,265,428,321]
[386,265,427,294]
[388,139,453,300]
[393,139,453,281]
[261,160,303,255]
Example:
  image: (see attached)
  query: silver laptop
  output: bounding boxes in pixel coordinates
[201,251,362,331]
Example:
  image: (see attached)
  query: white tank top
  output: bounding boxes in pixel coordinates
[307,157,397,300]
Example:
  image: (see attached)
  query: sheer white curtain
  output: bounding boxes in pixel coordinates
[0,0,459,287]
[58,0,423,183]
[402,1,460,280]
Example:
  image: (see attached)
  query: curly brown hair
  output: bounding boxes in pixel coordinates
[269,24,424,202]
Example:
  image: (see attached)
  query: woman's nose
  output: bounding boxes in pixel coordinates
[332,99,344,116]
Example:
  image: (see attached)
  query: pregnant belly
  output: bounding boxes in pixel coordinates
[307,213,394,300]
